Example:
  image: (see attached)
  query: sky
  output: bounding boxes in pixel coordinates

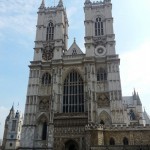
[0,0,150,139]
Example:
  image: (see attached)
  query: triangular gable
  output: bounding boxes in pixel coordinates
[65,40,84,55]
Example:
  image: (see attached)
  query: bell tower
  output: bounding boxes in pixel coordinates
[20,0,68,149]
[84,0,115,57]
[34,0,68,61]
[84,0,124,124]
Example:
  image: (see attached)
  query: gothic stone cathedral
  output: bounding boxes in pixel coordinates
[5,0,150,150]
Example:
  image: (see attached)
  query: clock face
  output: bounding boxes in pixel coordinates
[42,44,54,61]
[97,47,104,54]
[95,46,106,56]
[42,50,53,61]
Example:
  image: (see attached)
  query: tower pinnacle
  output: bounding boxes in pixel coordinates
[40,0,45,8]
[57,0,63,7]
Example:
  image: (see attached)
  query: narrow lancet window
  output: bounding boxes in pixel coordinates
[11,120,17,131]
[42,73,51,85]
[42,122,47,140]
[46,22,54,41]
[97,68,107,81]
[95,17,104,36]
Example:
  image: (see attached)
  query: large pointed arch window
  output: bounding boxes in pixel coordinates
[63,70,84,113]
[95,17,104,36]
[97,68,107,81]
[46,22,54,41]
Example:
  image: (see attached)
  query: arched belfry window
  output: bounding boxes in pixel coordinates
[95,17,104,36]
[109,137,115,145]
[46,22,54,41]
[97,68,107,81]
[42,73,51,85]
[63,70,84,113]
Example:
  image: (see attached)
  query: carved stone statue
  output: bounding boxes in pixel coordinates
[129,110,136,120]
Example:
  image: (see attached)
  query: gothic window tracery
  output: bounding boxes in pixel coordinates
[63,70,84,113]
[42,73,51,85]
[97,68,107,81]
[46,22,54,41]
[11,120,16,131]
[95,17,104,36]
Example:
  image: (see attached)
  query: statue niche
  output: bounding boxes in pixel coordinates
[39,99,49,111]
[97,93,110,108]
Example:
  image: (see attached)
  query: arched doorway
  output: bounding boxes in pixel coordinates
[65,140,79,150]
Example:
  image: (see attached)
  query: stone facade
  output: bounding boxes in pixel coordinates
[2,106,23,150]
[10,0,150,150]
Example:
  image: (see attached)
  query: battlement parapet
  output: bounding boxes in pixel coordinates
[85,123,104,130]
[104,124,150,130]
[84,0,111,7]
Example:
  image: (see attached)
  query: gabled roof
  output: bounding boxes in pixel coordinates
[65,39,84,56]
[122,96,134,105]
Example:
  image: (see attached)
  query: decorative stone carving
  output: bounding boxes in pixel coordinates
[39,99,49,111]
[97,93,110,108]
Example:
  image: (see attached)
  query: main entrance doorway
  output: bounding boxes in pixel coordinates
[65,140,79,150]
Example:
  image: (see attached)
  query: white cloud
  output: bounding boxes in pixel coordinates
[120,39,150,113]
[0,0,39,35]
[67,6,78,20]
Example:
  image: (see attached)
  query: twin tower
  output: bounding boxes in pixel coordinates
[3,0,150,150]
[22,0,123,149]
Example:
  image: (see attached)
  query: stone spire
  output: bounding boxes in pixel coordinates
[57,0,63,7]
[133,89,137,100]
[10,105,14,112]
[39,0,45,8]
[7,105,15,119]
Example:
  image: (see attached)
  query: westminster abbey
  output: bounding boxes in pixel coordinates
[2,0,150,150]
